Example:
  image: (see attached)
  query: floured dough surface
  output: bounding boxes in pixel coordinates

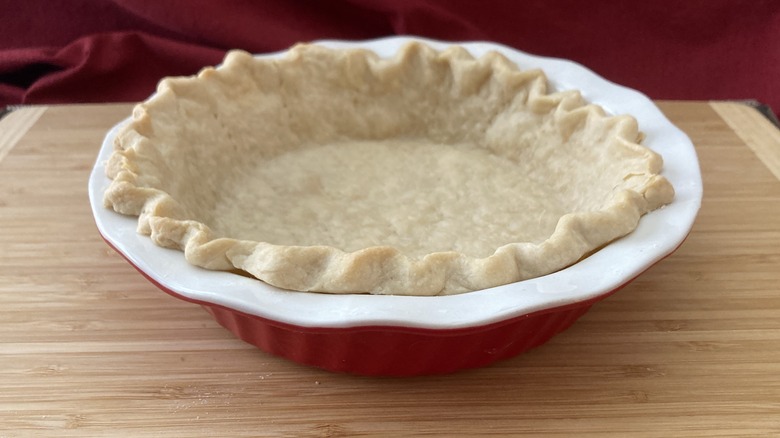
[213,140,565,258]
[103,41,675,295]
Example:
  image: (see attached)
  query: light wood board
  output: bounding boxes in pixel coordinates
[0,102,779,437]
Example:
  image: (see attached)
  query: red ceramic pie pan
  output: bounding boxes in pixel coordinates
[88,37,702,376]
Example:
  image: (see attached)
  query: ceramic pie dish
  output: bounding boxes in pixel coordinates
[88,36,702,376]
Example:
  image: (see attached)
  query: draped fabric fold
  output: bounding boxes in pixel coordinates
[1,0,778,110]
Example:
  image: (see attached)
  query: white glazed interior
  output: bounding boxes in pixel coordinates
[88,36,702,329]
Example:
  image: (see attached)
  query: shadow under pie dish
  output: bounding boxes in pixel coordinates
[89,36,701,376]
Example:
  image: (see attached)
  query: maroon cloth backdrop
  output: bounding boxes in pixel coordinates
[2,0,779,111]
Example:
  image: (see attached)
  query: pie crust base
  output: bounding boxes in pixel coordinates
[104,42,675,295]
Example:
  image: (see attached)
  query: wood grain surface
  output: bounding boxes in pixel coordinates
[1,102,779,437]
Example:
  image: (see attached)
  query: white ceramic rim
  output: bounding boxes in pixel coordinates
[88,36,702,330]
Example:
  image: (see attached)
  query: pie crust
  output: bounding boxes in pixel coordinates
[104,41,675,296]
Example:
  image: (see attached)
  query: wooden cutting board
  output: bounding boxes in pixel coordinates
[1,102,779,437]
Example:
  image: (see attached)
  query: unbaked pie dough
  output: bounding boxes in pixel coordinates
[104,41,675,295]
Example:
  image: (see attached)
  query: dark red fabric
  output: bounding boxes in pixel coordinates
[2,0,779,111]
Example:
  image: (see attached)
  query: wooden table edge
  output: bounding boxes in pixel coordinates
[710,101,780,182]
[0,106,48,165]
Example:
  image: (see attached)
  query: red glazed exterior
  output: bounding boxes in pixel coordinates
[102,233,645,376]
[130,259,623,376]
[202,298,602,376]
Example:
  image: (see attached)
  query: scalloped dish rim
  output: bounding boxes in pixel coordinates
[88,36,702,330]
